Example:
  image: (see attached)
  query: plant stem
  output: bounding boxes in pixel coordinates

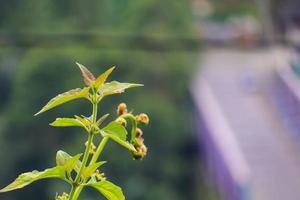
[90,136,109,165]
[71,186,83,200]
[92,101,98,123]
[74,133,93,183]
[69,102,98,200]
[122,113,137,143]
[68,185,76,200]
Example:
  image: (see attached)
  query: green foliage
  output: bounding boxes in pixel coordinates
[35,87,90,116]
[56,151,82,173]
[0,0,198,199]
[0,64,150,200]
[87,180,125,200]
[0,167,66,192]
[98,81,143,97]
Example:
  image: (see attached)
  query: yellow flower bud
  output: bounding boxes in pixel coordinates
[132,144,148,160]
[85,141,97,154]
[135,128,143,138]
[136,113,149,125]
[117,103,127,115]
[56,192,69,200]
[115,117,127,127]
[135,136,144,147]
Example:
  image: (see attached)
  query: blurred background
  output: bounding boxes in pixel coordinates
[1,0,300,200]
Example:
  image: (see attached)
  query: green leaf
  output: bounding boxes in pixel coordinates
[56,150,82,173]
[64,154,83,173]
[97,114,110,126]
[98,81,143,97]
[82,161,106,179]
[94,66,115,88]
[0,166,66,193]
[87,180,125,200]
[35,87,89,116]
[75,115,92,127]
[103,122,127,141]
[76,62,96,86]
[50,118,85,128]
[101,131,136,152]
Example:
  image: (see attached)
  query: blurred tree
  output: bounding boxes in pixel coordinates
[0,1,203,200]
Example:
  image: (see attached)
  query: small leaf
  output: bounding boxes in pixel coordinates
[97,114,110,126]
[75,115,92,127]
[56,150,82,173]
[101,131,136,152]
[103,122,127,140]
[82,161,106,179]
[0,167,66,193]
[94,66,115,88]
[50,118,85,128]
[35,87,89,116]
[64,154,83,173]
[76,62,95,86]
[87,180,125,200]
[98,81,143,97]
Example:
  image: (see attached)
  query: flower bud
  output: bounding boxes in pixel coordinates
[135,128,143,138]
[56,192,69,200]
[136,113,149,125]
[85,141,97,154]
[132,144,148,160]
[117,103,127,115]
[135,136,144,147]
[95,169,106,181]
[115,117,127,127]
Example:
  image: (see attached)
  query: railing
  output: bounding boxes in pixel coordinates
[191,78,251,200]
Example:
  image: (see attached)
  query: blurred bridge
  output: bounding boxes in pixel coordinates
[191,48,300,200]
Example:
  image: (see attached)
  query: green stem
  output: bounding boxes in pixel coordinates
[74,133,93,183]
[92,102,98,123]
[90,136,109,165]
[69,102,98,200]
[122,113,137,143]
[71,186,83,200]
[68,185,76,200]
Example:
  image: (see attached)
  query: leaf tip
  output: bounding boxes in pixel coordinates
[76,62,95,86]
[34,110,42,116]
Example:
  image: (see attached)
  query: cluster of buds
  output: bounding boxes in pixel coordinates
[94,169,106,181]
[55,192,69,200]
[116,103,149,160]
[132,128,148,160]
[85,141,97,154]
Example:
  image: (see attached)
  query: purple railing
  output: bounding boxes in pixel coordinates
[191,79,251,200]
[273,60,300,143]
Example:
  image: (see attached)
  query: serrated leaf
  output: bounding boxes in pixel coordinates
[103,122,127,140]
[94,67,115,88]
[64,154,83,173]
[0,166,66,193]
[56,150,82,173]
[97,114,110,126]
[82,161,106,179]
[76,62,95,86]
[98,81,143,97]
[87,180,125,200]
[101,131,136,152]
[35,87,89,116]
[50,118,85,128]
